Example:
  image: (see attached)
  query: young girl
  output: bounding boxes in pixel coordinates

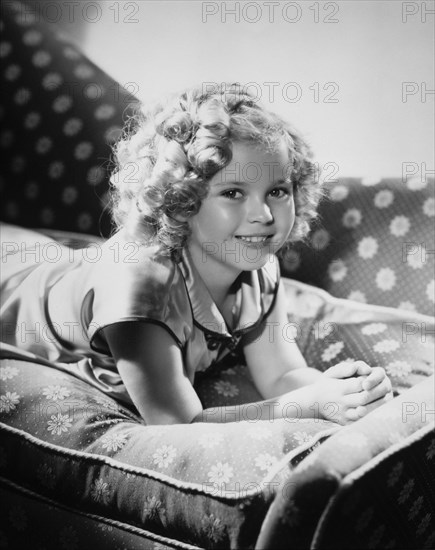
[1,82,392,425]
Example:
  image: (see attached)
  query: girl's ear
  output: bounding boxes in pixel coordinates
[171,213,189,222]
[171,213,194,227]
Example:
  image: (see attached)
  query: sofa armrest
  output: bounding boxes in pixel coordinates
[256,376,435,549]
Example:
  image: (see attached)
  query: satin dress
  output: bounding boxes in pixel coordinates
[0,224,279,406]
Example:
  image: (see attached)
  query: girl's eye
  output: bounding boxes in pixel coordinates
[221,189,243,200]
[269,187,291,199]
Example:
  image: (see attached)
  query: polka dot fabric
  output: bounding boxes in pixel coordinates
[282,178,435,316]
[0,1,138,236]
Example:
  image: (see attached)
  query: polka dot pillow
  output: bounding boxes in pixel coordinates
[283,278,434,397]
[0,1,138,236]
[281,177,435,317]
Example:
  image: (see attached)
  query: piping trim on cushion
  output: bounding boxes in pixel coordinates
[0,421,338,500]
[0,476,203,550]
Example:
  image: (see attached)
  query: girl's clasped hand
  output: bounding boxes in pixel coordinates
[313,361,393,425]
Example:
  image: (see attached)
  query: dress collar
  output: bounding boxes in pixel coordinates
[178,248,265,338]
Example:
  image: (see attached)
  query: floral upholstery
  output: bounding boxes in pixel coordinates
[1,2,434,548]
[0,359,340,548]
[2,357,433,547]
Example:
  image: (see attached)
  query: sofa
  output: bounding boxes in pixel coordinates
[1,2,434,548]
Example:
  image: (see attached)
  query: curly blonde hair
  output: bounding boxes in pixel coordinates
[110,82,322,259]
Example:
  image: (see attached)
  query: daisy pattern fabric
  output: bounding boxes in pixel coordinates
[281,178,435,317]
[0,359,340,548]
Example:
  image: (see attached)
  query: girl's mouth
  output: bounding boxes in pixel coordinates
[235,235,272,244]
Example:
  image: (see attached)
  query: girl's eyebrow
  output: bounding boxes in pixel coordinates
[213,179,290,187]
[213,180,246,187]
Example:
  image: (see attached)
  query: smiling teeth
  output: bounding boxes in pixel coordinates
[237,236,269,243]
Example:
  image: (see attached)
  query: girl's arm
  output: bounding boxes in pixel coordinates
[103,316,391,426]
[103,321,332,425]
[103,322,203,425]
[103,321,327,425]
[244,282,324,399]
[243,282,393,419]
[192,367,382,425]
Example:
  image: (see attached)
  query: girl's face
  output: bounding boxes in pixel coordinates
[186,140,295,279]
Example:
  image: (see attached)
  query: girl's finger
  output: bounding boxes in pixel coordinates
[344,391,370,408]
[364,379,392,404]
[353,361,372,376]
[347,391,394,420]
[362,367,387,391]
[324,361,355,378]
[345,406,367,422]
[385,390,394,401]
[342,376,368,394]
[355,405,368,418]
[325,361,364,379]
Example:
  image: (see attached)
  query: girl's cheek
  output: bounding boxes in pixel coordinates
[218,201,242,215]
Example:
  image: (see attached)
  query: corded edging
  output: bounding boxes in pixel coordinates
[261,426,340,485]
[0,421,284,500]
[0,475,203,550]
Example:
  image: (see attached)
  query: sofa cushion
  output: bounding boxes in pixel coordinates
[282,178,435,316]
[283,278,435,398]
[0,1,137,237]
[0,358,340,548]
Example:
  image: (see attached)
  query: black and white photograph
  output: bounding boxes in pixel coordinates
[0,1,434,548]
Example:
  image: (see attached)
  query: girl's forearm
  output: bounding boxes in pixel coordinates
[192,380,323,423]
[266,366,323,398]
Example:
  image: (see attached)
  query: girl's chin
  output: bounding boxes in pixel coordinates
[232,240,283,257]
[225,250,277,271]
[196,240,283,271]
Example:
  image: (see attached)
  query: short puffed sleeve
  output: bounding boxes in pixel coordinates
[85,236,193,354]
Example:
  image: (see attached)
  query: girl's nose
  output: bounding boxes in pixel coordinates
[247,199,274,224]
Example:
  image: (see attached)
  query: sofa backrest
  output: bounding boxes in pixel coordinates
[0,1,138,237]
[283,177,435,316]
